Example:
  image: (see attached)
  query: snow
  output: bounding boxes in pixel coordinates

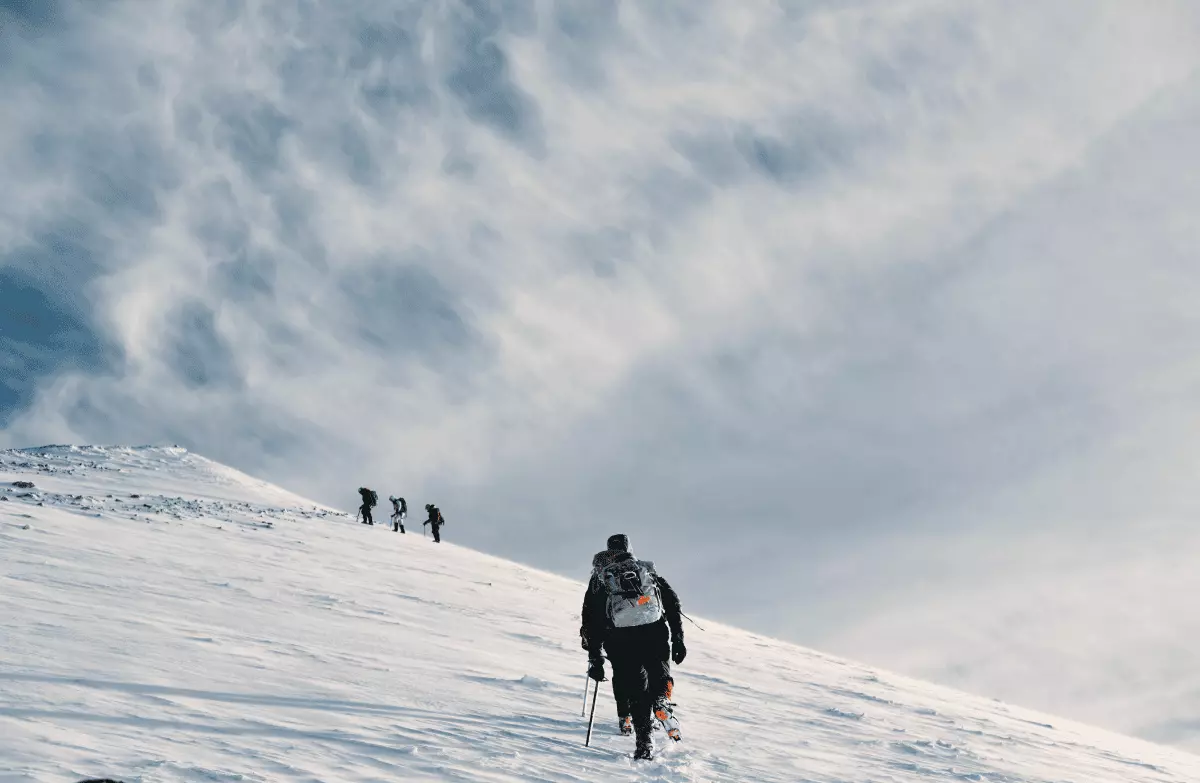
[2,447,1197,782]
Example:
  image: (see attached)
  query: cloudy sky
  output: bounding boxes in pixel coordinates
[5,0,1200,748]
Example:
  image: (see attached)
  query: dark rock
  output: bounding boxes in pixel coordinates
[12,481,35,489]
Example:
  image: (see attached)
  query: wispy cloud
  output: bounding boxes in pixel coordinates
[4,0,1200,745]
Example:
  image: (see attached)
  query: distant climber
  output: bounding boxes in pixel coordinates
[358,487,378,525]
[423,503,445,543]
[581,533,685,760]
[390,496,407,533]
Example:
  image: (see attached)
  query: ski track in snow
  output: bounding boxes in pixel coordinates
[1,446,1197,782]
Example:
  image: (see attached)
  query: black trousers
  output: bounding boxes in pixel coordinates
[430,523,441,542]
[612,678,632,719]
[360,504,373,524]
[612,674,673,719]
[604,622,672,736]
[610,655,670,736]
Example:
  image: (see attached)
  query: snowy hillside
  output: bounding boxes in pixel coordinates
[2,447,1198,782]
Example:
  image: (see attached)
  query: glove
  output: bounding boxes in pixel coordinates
[587,655,606,682]
[672,638,687,665]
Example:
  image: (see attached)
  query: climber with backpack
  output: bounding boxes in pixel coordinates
[423,503,445,543]
[358,487,378,525]
[580,533,686,760]
[390,496,407,533]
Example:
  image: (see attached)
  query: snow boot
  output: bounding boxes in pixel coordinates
[619,716,632,736]
[654,697,681,742]
[634,734,654,760]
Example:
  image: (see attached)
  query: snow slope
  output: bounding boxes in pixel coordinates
[1,447,1197,782]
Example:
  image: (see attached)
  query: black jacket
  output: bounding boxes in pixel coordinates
[580,550,683,658]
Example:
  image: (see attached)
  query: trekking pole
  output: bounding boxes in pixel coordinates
[584,678,600,747]
[681,611,706,632]
[581,672,591,717]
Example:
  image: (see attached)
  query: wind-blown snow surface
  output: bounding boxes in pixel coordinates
[2,447,1197,783]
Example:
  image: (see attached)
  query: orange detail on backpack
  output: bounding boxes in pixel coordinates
[637,595,652,605]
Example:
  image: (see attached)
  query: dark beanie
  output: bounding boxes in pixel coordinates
[607,533,629,552]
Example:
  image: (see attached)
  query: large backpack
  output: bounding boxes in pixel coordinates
[368,489,378,508]
[597,558,664,629]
